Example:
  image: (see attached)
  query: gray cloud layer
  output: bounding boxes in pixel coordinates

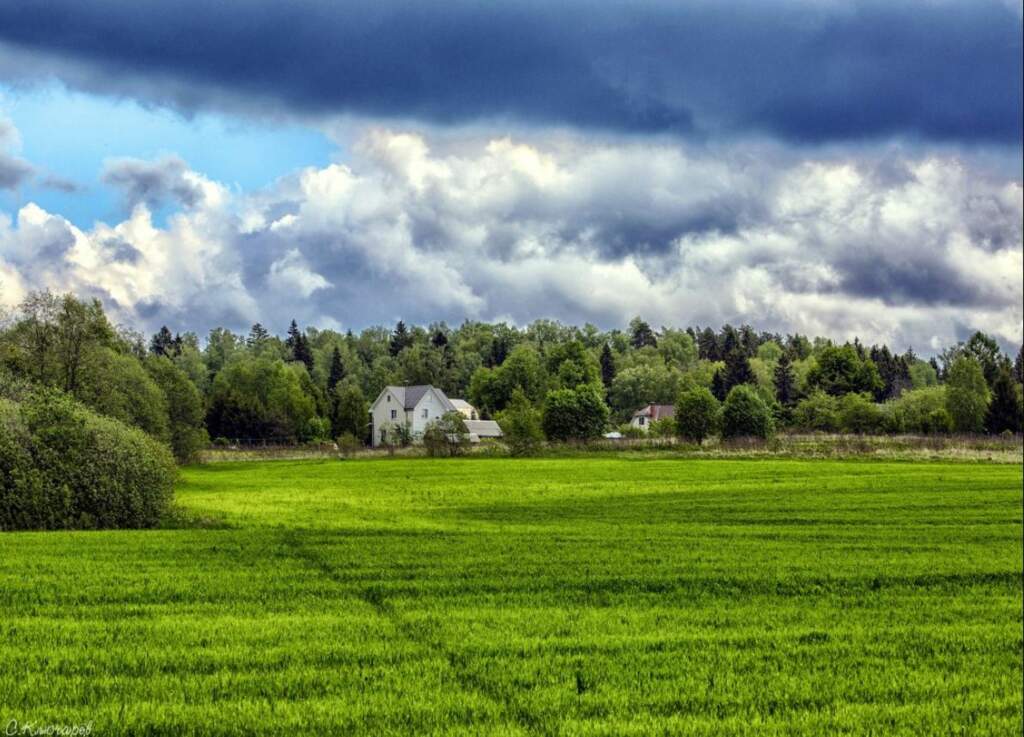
[1,128,1020,352]
[101,156,206,210]
[0,1,1020,144]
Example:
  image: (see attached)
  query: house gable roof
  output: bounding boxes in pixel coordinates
[372,385,456,413]
[632,404,675,421]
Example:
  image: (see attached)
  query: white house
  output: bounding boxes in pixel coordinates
[370,385,458,447]
[449,399,480,420]
[630,403,675,431]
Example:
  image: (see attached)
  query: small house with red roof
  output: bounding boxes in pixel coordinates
[630,403,675,432]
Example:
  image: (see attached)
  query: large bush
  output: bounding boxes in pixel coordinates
[1,389,176,530]
[497,389,545,456]
[542,384,609,441]
[945,356,990,433]
[422,411,470,457]
[793,391,840,432]
[837,393,885,434]
[721,384,774,439]
[675,386,720,443]
[883,386,950,434]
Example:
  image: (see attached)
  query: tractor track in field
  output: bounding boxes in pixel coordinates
[280,528,553,737]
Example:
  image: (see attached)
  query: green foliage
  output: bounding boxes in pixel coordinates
[497,389,545,457]
[985,368,1023,434]
[884,387,952,434]
[608,363,680,419]
[722,347,754,392]
[335,432,363,457]
[145,355,209,463]
[327,346,346,392]
[542,384,609,441]
[721,384,775,439]
[469,344,546,415]
[422,411,470,457]
[806,344,883,397]
[756,341,783,363]
[962,331,1003,388]
[628,316,657,349]
[945,356,991,433]
[774,353,796,406]
[206,356,318,441]
[546,340,601,390]
[599,343,616,390]
[838,393,885,434]
[908,359,938,389]
[389,320,412,357]
[647,417,677,438]
[675,386,720,443]
[305,416,332,442]
[657,329,698,371]
[793,391,841,432]
[0,389,175,530]
[77,347,171,440]
[331,381,368,441]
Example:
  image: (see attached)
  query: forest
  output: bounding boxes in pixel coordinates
[1,290,1022,463]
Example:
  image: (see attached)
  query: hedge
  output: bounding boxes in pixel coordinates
[0,389,176,531]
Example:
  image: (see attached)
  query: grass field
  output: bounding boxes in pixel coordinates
[1,457,1021,735]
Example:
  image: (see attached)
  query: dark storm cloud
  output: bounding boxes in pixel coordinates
[100,156,204,210]
[0,1,1019,144]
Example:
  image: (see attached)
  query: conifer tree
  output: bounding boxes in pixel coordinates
[774,353,796,406]
[247,322,270,347]
[327,346,345,392]
[986,366,1022,434]
[389,320,411,357]
[599,343,616,392]
[149,326,174,356]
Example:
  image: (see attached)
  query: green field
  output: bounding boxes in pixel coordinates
[1,458,1021,735]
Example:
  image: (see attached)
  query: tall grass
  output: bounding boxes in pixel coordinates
[1,457,1020,735]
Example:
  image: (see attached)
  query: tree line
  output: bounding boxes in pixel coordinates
[2,292,1022,460]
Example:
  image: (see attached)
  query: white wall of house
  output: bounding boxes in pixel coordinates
[409,390,446,436]
[370,389,406,447]
[630,415,650,432]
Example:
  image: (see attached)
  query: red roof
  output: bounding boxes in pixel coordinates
[633,404,675,421]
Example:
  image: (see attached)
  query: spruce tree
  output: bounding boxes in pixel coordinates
[599,343,616,391]
[149,326,174,356]
[697,327,719,361]
[986,367,1022,434]
[389,320,411,357]
[723,347,754,392]
[711,369,727,401]
[774,353,796,406]
[285,320,314,371]
[629,317,657,349]
[285,319,301,352]
[294,334,314,372]
[247,322,270,347]
[327,346,345,392]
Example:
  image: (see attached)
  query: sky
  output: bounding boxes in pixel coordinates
[0,0,1021,353]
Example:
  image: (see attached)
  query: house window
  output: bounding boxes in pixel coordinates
[638,417,645,425]
[422,409,429,419]
[390,409,397,420]
[386,394,391,402]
